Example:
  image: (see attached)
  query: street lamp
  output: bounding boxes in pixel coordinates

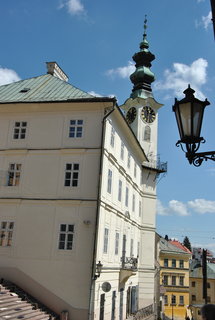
[94,261,103,280]
[172,85,215,166]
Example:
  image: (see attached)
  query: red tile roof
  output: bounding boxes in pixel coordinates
[169,240,192,254]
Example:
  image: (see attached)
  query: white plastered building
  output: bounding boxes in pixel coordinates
[0,28,166,320]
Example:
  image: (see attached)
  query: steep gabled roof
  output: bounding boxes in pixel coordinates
[170,240,192,254]
[0,74,98,103]
[160,237,191,255]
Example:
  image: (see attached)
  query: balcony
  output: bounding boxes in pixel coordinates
[119,257,138,284]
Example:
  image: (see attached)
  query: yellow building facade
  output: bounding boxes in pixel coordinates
[190,262,215,320]
[159,238,191,320]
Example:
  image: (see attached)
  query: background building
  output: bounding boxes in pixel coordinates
[190,259,215,320]
[159,238,191,320]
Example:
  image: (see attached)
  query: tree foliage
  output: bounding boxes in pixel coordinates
[183,236,192,251]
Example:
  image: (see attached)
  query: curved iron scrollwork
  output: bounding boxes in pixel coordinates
[176,139,215,167]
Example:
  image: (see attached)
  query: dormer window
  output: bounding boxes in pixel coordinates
[19,88,30,93]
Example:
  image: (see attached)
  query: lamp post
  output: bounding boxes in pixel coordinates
[171,294,174,320]
[172,85,215,167]
[94,261,103,280]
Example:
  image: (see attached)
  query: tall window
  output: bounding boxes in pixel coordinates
[58,224,74,250]
[103,228,109,254]
[127,153,131,168]
[8,164,22,186]
[134,163,137,177]
[107,169,112,194]
[64,163,79,187]
[179,260,184,268]
[110,127,115,147]
[179,296,184,305]
[164,258,168,267]
[164,295,168,305]
[137,241,140,257]
[172,276,176,286]
[143,126,151,142]
[139,200,142,217]
[115,232,119,255]
[69,120,83,138]
[13,121,27,139]
[179,276,184,286]
[120,142,124,160]
[171,295,176,305]
[125,186,129,207]
[192,281,196,287]
[192,295,196,302]
[130,239,134,256]
[118,180,122,202]
[172,259,176,268]
[163,275,168,285]
[0,221,14,247]
[132,194,135,212]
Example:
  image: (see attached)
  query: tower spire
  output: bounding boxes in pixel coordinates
[130,17,155,98]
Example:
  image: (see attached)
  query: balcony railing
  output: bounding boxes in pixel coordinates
[121,256,138,271]
[131,304,154,320]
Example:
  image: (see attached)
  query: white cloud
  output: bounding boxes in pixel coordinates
[202,11,212,29]
[155,58,208,100]
[88,91,116,99]
[157,199,189,216]
[0,67,20,86]
[156,199,170,216]
[88,91,104,97]
[188,199,215,214]
[169,200,190,216]
[59,0,85,16]
[106,61,135,79]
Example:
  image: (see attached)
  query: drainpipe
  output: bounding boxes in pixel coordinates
[88,103,116,320]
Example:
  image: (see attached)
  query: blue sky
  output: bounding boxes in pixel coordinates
[0,0,215,253]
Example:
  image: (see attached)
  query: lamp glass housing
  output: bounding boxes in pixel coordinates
[173,85,209,145]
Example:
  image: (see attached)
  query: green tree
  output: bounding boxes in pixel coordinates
[183,236,192,251]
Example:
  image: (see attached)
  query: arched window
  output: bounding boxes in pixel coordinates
[144,126,151,142]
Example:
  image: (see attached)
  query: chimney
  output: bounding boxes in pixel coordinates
[46,62,69,82]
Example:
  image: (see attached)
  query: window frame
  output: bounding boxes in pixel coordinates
[179,260,184,268]
[110,127,115,147]
[179,295,184,305]
[0,221,14,247]
[7,163,22,186]
[103,228,109,254]
[120,142,124,160]
[118,179,122,202]
[69,119,84,138]
[172,259,176,268]
[179,276,184,286]
[58,223,74,250]
[115,232,119,255]
[164,258,168,267]
[64,163,80,187]
[107,169,113,194]
[13,121,27,140]
[172,275,176,286]
[125,186,129,207]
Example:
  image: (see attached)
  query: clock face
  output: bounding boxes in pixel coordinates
[126,107,137,124]
[141,106,156,123]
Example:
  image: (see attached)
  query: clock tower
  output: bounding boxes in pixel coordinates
[121,18,163,160]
